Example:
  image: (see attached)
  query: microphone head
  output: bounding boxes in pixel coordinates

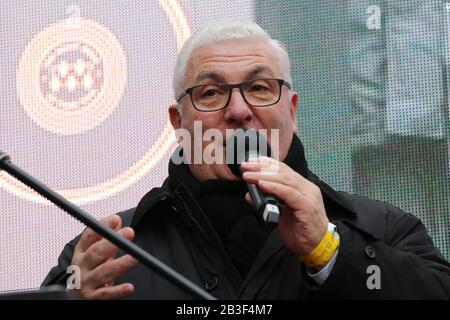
[226,129,271,178]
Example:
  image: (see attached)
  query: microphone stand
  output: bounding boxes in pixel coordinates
[0,151,216,300]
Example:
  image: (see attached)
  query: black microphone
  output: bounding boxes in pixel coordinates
[0,150,216,300]
[226,129,281,224]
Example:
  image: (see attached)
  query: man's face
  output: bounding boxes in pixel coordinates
[169,38,298,181]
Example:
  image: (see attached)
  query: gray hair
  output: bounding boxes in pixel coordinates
[173,20,292,101]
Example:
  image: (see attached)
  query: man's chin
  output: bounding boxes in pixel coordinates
[188,163,240,181]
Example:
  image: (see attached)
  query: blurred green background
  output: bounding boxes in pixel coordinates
[256,0,450,259]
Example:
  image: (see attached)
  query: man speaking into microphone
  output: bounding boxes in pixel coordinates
[42,20,450,299]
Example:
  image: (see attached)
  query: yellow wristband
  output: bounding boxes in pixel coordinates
[299,224,340,268]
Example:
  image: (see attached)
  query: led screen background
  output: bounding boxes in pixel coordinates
[0,0,448,292]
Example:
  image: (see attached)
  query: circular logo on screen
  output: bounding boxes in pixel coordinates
[3,2,191,204]
[17,18,127,135]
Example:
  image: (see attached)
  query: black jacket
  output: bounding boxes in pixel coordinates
[42,137,450,299]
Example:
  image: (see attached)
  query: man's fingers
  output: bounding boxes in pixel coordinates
[241,157,280,173]
[242,167,313,192]
[240,161,267,172]
[88,254,139,289]
[83,227,135,270]
[246,156,272,163]
[76,215,122,253]
[86,283,135,300]
[242,171,263,184]
[242,170,286,185]
[257,179,307,212]
[242,157,313,189]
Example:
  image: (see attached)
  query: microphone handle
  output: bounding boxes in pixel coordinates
[246,182,280,223]
[246,182,266,212]
[0,151,216,300]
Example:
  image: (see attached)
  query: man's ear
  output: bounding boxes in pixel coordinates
[169,104,181,130]
[289,91,299,133]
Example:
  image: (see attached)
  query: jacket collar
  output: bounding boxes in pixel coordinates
[130,179,172,229]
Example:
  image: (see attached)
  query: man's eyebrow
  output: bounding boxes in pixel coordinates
[244,65,276,80]
[194,65,276,84]
[195,71,226,83]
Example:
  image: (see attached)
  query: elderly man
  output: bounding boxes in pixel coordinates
[42,21,450,299]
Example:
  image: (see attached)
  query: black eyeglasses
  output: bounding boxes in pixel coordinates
[176,78,291,112]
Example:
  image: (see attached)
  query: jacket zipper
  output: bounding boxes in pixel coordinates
[174,188,246,296]
[174,189,212,244]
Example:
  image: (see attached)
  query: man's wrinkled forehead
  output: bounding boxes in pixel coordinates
[194,65,276,84]
[184,39,282,85]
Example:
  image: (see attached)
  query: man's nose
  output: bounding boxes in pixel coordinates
[223,88,253,123]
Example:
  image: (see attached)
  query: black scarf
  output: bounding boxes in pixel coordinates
[168,134,309,278]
